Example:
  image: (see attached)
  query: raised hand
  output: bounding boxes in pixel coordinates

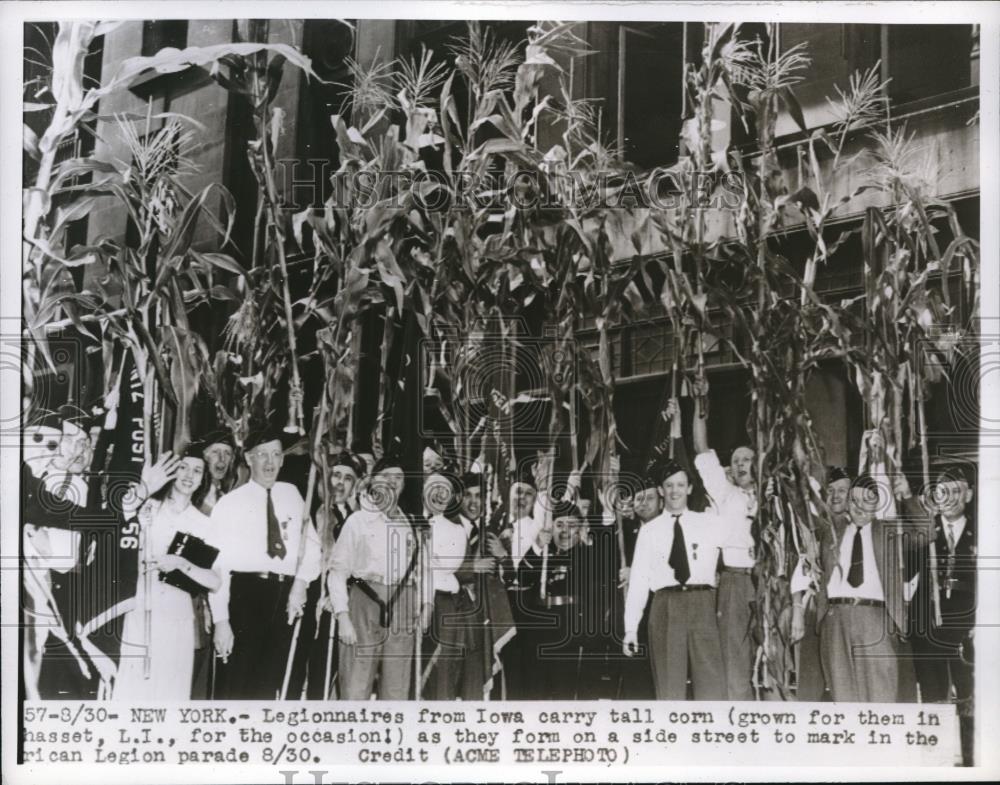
[140,451,181,499]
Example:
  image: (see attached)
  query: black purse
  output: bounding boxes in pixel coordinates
[158,531,219,597]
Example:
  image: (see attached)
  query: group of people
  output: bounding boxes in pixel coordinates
[21,379,975,760]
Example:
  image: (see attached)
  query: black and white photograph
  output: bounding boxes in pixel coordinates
[2,1,999,781]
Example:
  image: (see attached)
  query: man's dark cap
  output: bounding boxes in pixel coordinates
[460,472,484,492]
[330,450,365,478]
[658,460,690,484]
[551,499,583,521]
[244,422,295,451]
[639,473,661,491]
[852,472,879,494]
[934,461,975,488]
[371,454,406,475]
[201,429,235,451]
[38,404,97,433]
[827,465,852,484]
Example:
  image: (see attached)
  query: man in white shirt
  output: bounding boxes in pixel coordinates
[209,426,321,699]
[623,461,728,700]
[807,472,906,703]
[687,380,758,701]
[288,450,365,699]
[328,456,434,700]
[423,472,477,699]
[788,465,853,703]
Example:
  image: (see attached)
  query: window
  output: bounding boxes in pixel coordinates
[774,23,976,136]
[617,23,685,170]
[141,20,188,57]
[885,25,973,106]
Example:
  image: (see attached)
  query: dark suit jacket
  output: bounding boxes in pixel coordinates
[909,509,976,644]
[816,515,907,636]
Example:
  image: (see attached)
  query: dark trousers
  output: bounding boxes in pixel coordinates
[717,570,755,700]
[647,588,727,700]
[287,579,336,699]
[425,590,485,700]
[618,601,654,699]
[796,606,826,701]
[36,639,97,700]
[819,603,898,703]
[501,588,537,699]
[215,573,294,700]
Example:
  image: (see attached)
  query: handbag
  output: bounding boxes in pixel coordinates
[159,531,219,597]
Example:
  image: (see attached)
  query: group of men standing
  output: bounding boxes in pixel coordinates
[617,380,976,764]
[21,386,977,762]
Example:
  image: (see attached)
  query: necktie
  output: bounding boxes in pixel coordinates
[266,488,287,559]
[55,474,73,500]
[846,525,864,588]
[946,522,956,553]
[668,514,691,585]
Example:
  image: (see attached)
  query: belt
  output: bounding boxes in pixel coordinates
[545,595,575,607]
[235,571,292,584]
[656,584,714,593]
[507,584,533,592]
[721,566,753,575]
[829,597,885,608]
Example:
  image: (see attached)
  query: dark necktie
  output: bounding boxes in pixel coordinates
[846,525,864,588]
[266,488,286,559]
[668,514,691,585]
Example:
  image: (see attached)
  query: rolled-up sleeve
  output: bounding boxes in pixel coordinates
[327,513,358,615]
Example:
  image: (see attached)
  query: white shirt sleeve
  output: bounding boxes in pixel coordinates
[327,512,359,616]
[695,449,731,509]
[207,496,232,624]
[511,515,541,566]
[294,513,322,584]
[624,523,654,637]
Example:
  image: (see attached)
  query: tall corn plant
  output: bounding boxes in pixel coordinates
[667,23,878,695]
[664,22,979,695]
[855,126,979,504]
[21,21,266,458]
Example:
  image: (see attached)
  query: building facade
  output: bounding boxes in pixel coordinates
[37,18,980,475]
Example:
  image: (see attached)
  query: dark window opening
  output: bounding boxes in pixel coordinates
[618,22,685,170]
[886,25,972,106]
[141,20,188,57]
[293,19,355,208]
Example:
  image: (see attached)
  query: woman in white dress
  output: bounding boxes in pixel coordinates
[114,449,220,700]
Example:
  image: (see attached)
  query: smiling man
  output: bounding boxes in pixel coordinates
[208,424,321,699]
[623,460,728,700]
[199,431,235,514]
[328,455,434,700]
